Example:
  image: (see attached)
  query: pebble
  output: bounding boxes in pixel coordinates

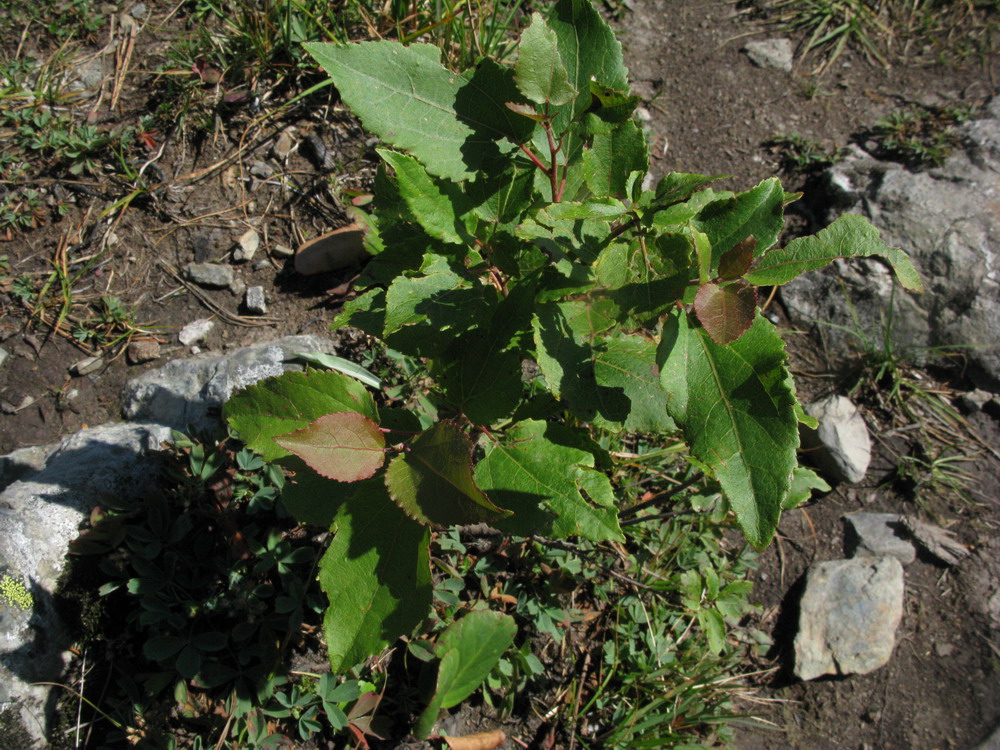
[0,347,9,369]
[272,243,295,258]
[272,128,296,160]
[183,262,236,288]
[249,161,274,180]
[127,340,161,365]
[233,228,261,263]
[71,356,104,376]
[178,319,215,346]
[245,286,267,315]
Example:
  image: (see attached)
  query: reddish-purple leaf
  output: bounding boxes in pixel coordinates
[693,280,758,345]
[275,412,385,483]
[718,235,756,280]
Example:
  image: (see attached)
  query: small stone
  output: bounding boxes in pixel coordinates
[183,262,236,288]
[126,340,161,365]
[71,356,104,376]
[272,243,294,258]
[0,346,9,369]
[844,512,916,565]
[233,229,261,263]
[178,319,215,346]
[245,286,267,315]
[272,129,296,160]
[958,388,993,412]
[743,38,794,73]
[801,395,872,484]
[229,278,246,297]
[249,161,274,180]
[253,259,271,271]
[794,556,904,680]
[934,642,955,657]
[130,2,147,18]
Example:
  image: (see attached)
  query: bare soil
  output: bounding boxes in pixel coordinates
[2,0,999,747]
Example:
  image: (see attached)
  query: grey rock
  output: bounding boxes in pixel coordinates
[958,388,994,412]
[66,55,106,94]
[975,721,1000,750]
[178,318,215,346]
[121,335,335,434]
[130,2,147,19]
[126,339,161,365]
[903,516,970,566]
[743,38,794,72]
[794,556,904,680]
[70,356,104,376]
[0,422,172,746]
[0,346,9,369]
[801,395,871,483]
[844,512,916,564]
[783,99,1000,388]
[249,162,274,180]
[245,286,267,315]
[183,262,236,288]
[233,229,261,263]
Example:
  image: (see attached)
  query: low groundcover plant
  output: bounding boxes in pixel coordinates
[223,0,921,735]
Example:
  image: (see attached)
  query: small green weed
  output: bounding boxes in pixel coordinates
[893,445,975,503]
[870,104,974,168]
[0,0,106,43]
[765,0,891,72]
[768,132,846,173]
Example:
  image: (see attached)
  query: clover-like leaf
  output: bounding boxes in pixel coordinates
[385,422,510,527]
[275,412,386,483]
[693,280,758,345]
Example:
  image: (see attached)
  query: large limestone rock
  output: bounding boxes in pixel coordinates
[782,99,1000,388]
[0,422,172,745]
[1,334,338,746]
[121,334,335,434]
[794,556,905,681]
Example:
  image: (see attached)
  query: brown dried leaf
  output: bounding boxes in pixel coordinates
[443,730,506,750]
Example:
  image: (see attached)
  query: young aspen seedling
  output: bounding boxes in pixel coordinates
[225,0,921,702]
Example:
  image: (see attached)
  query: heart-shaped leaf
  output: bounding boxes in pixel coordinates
[276,412,386,483]
[693,280,758,345]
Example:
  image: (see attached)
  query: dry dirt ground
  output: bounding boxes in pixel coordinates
[2,0,999,747]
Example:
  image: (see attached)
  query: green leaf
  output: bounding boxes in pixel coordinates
[384,421,510,526]
[143,635,185,661]
[278,455,351,528]
[275,412,386,483]
[293,352,383,390]
[653,172,727,207]
[439,335,523,425]
[594,233,691,326]
[331,288,386,335]
[304,42,531,182]
[377,150,468,244]
[593,332,675,433]
[475,419,624,542]
[225,371,378,462]
[515,13,576,106]
[319,480,432,672]
[694,178,789,262]
[657,310,797,548]
[698,608,727,655]
[469,159,535,225]
[692,280,758,345]
[532,300,631,426]
[783,466,831,510]
[548,0,630,127]
[744,213,924,292]
[383,255,497,356]
[583,121,647,198]
[435,610,517,707]
[540,198,629,221]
